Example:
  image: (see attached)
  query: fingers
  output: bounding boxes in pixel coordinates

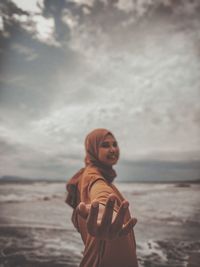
[99,194,116,234]
[111,200,129,234]
[77,197,136,240]
[119,217,137,237]
[77,202,89,219]
[86,200,99,236]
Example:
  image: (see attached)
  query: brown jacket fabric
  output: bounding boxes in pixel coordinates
[71,166,138,267]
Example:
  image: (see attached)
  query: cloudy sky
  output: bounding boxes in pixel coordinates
[0,0,200,180]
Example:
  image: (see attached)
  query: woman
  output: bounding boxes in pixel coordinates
[66,128,138,267]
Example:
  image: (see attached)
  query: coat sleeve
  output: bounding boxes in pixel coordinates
[89,179,121,211]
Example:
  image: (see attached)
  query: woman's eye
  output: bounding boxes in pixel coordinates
[101,142,109,148]
[101,141,118,148]
[113,142,118,147]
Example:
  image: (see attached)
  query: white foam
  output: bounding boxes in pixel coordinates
[0,193,61,203]
[140,240,167,262]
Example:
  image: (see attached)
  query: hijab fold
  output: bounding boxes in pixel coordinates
[66,129,117,208]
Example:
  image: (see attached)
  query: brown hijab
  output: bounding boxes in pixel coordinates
[66,128,118,208]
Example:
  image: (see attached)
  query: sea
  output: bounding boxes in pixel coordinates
[0,181,199,267]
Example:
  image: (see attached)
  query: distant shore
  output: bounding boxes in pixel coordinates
[0,180,200,185]
[0,177,200,184]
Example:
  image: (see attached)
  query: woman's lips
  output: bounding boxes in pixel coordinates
[107,154,118,160]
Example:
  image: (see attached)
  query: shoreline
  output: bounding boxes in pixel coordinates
[0,179,200,184]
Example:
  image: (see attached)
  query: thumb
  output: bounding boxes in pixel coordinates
[77,202,90,219]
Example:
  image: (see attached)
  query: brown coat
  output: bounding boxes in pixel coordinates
[72,166,138,267]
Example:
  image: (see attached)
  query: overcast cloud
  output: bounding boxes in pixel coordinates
[0,0,200,180]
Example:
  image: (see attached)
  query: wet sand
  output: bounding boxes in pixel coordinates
[0,226,81,267]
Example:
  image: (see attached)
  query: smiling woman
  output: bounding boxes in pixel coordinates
[98,134,119,166]
[65,128,138,267]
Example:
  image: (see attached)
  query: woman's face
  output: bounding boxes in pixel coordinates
[98,134,120,166]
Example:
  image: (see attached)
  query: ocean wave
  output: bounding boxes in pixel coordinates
[139,240,167,261]
[0,193,63,203]
[0,224,72,231]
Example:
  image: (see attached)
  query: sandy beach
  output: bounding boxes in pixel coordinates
[0,181,200,267]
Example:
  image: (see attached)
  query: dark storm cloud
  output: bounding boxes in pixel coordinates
[42,0,74,41]
[64,0,200,36]
[0,0,85,122]
[0,0,29,63]
[42,0,127,32]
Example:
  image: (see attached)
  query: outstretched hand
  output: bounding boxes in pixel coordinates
[77,194,137,240]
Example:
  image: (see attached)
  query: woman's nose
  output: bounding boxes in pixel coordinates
[109,146,115,152]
